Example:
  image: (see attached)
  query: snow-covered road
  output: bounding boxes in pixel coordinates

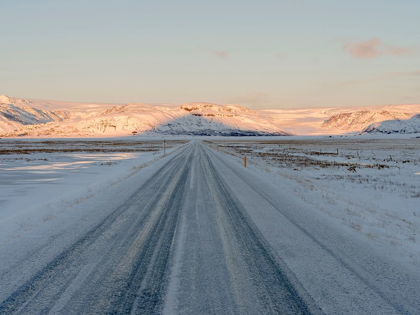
[0,141,419,314]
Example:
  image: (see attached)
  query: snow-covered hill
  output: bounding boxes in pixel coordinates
[0,98,291,137]
[363,114,420,134]
[322,110,414,132]
[1,95,419,137]
[0,96,70,133]
[67,102,290,136]
[261,105,420,135]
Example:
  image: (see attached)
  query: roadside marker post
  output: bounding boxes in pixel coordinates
[217,147,219,153]
[163,139,166,155]
[244,156,247,168]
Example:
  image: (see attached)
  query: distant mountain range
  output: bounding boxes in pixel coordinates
[1,95,419,137]
[0,96,290,137]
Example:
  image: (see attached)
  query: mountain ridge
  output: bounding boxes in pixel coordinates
[0,97,291,137]
[1,95,419,137]
[0,96,71,133]
[322,110,414,132]
[363,114,420,134]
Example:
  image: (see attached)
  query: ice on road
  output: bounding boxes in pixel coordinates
[0,141,419,314]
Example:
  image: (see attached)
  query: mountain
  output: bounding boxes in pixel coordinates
[1,95,419,137]
[363,114,420,134]
[322,109,415,133]
[261,105,420,135]
[0,98,291,137]
[0,96,70,134]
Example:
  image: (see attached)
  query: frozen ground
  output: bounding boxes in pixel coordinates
[0,138,419,314]
[0,139,186,244]
[205,135,420,266]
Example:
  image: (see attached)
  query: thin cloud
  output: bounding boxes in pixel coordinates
[342,38,417,59]
[198,47,229,59]
[391,70,420,76]
[339,70,420,86]
[212,51,228,59]
[275,53,288,60]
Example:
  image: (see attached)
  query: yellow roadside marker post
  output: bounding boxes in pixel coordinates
[163,138,166,155]
[244,155,247,168]
[217,147,219,153]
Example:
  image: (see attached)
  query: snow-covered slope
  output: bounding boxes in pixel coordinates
[261,105,420,135]
[0,96,70,133]
[1,99,291,137]
[363,114,420,134]
[322,109,414,132]
[1,95,419,137]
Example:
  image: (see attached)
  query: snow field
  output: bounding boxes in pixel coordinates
[0,139,187,245]
[204,136,420,267]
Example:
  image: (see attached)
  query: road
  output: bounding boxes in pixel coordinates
[0,141,419,314]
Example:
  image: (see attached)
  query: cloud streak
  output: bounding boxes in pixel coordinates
[391,70,420,77]
[339,70,420,86]
[275,53,288,60]
[198,47,229,59]
[343,38,417,59]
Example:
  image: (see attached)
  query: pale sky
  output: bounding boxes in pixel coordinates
[1,0,419,109]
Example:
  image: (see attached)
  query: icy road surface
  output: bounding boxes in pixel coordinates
[0,141,419,314]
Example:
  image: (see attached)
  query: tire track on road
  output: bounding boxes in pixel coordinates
[199,145,317,314]
[205,143,412,314]
[0,143,194,315]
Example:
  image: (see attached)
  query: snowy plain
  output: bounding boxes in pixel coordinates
[0,136,419,314]
[0,139,187,245]
[1,135,419,266]
[205,135,420,268]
